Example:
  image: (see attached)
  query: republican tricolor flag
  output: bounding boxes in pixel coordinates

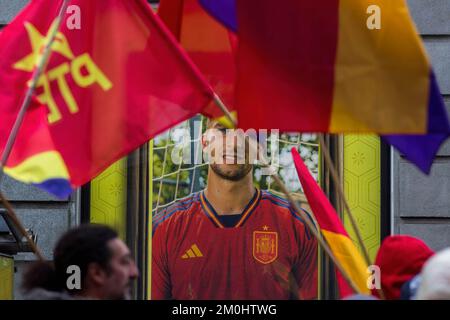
[0,0,214,198]
[201,0,450,174]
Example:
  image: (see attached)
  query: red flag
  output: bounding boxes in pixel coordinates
[158,0,237,123]
[291,147,370,297]
[0,0,213,198]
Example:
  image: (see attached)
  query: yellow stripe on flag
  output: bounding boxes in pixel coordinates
[322,230,370,294]
[4,151,70,183]
[330,0,429,133]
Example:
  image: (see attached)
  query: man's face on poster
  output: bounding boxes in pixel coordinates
[203,122,258,181]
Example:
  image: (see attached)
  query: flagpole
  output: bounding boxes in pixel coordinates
[318,135,372,266]
[0,0,71,261]
[0,191,44,261]
[213,93,237,127]
[212,95,361,295]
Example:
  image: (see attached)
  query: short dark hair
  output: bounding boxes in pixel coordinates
[22,224,118,293]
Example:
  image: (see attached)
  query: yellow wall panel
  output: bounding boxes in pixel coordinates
[343,135,381,261]
[90,158,127,240]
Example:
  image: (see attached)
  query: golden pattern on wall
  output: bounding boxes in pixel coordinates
[90,158,127,240]
[343,135,381,261]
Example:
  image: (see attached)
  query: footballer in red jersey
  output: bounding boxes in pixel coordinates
[151,122,318,300]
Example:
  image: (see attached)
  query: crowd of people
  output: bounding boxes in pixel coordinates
[20,224,450,300]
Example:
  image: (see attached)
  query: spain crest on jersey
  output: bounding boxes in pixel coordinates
[253,229,278,264]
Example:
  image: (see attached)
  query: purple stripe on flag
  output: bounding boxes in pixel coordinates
[34,178,73,199]
[199,0,237,32]
[384,73,450,174]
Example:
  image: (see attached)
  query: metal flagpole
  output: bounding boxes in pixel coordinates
[213,93,237,128]
[0,0,71,261]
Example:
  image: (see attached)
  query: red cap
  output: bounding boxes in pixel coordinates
[372,235,434,300]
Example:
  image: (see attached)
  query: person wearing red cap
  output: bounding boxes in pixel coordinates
[372,235,434,300]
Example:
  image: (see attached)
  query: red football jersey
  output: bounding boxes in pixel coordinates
[152,189,318,300]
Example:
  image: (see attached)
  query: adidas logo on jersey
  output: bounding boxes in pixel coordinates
[181,244,203,259]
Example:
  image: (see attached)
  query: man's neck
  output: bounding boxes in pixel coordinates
[204,169,255,216]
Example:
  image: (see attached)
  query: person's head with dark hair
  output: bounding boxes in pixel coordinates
[22,224,139,300]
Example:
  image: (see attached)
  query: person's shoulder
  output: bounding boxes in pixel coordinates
[22,288,75,300]
[260,190,292,208]
[260,190,315,235]
[152,192,201,234]
[260,190,305,218]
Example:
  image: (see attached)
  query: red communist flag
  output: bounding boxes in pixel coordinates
[0,0,213,197]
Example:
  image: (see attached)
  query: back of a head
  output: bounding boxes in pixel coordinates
[416,248,450,300]
[372,235,434,300]
[22,224,118,295]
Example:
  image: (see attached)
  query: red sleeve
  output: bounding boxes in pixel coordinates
[293,219,318,300]
[151,222,172,300]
